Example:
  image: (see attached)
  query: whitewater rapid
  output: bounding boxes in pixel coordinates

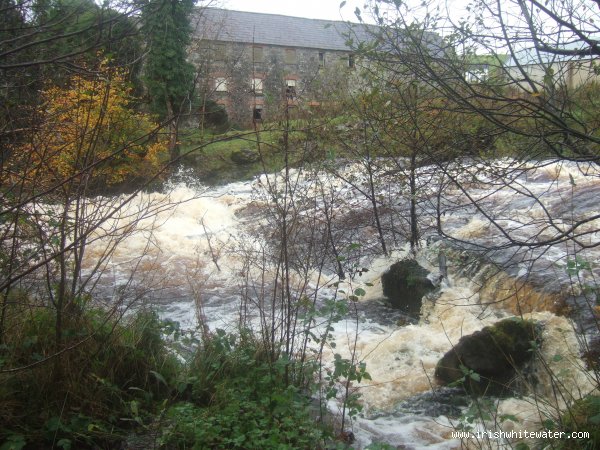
[81,160,600,449]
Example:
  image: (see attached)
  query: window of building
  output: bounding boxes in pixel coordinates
[215,77,228,92]
[285,48,297,64]
[213,43,227,61]
[253,46,264,63]
[252,77,263,94]
[253,107,263,121]
[348,53,355,68]
[318,52,325,67]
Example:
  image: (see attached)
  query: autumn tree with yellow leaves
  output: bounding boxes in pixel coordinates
[8,61,168,191]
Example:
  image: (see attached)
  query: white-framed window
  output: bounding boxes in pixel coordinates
[465,65,490,83]
[215,77,228,92]
[252,78,264,94]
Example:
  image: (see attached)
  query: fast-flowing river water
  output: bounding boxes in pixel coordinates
[82,159,600,449]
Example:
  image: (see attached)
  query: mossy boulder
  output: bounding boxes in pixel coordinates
[230,148,260,165]
[434,318,540,396]
[381,259,435,317]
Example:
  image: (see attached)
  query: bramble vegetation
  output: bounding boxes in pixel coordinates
[160,330,326,449]
[0,303,335,449]
[0,302,178,449]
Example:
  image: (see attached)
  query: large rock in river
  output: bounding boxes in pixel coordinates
[381,259,436,316]
[435,318,541,396]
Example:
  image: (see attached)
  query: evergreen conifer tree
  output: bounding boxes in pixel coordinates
[142,0,195,161]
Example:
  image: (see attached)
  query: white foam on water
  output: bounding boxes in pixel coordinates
[75,158,600,449]
[351,412,460,449]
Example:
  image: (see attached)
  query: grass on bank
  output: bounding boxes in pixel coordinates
[176,114,353,185]
[177,125,313,185]
[174,114,536,187]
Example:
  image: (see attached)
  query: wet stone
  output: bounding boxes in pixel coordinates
[381,259,436,317]
[434,317,541,396]
[353,299,417,327]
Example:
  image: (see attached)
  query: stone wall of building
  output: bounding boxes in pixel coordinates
[190,39,355,128]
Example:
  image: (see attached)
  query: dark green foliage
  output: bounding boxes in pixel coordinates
[141,0,195,119]
[555,395,600,449]
[160,329,326,449]
[162,392,322,449]
[0,308,329,449]
[0,304,179,449]
[141,0,195,161]
[202,100,230,132]
[0,0,28,147]
[0,0,144,150]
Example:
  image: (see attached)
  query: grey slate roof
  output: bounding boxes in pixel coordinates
[193,8,375,51]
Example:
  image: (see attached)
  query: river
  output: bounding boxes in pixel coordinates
[82,158,600,449]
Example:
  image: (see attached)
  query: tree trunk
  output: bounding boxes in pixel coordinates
[409,151,419,253]
[166,97,179,162]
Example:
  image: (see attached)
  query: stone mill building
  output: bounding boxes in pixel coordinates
[190,8,373,127]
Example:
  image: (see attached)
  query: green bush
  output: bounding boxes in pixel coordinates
[0,303,179,449]
[160,329,326,449]
[202,100,230,133]
[0,305,329,449]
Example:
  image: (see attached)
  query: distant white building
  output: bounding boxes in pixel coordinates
[504,47,599,92]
